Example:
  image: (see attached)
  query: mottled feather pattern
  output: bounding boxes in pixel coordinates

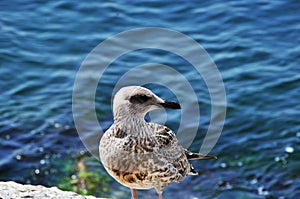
[100,120,192,192]
[99,86,216,198]
[149,123,177,147]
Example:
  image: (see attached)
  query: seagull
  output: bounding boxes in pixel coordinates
[99,86,216,199]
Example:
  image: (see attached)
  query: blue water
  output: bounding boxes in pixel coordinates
[1,0,300,198]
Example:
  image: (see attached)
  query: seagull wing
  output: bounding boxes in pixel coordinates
[148,122,195,176]
[148,122,178,147]
[148,122,217,175]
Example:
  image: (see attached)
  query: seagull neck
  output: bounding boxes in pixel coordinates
[113,113,154,138]
[114,114,146,124]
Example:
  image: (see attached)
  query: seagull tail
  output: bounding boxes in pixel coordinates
[189,164,199,175]
[185,150,217,161]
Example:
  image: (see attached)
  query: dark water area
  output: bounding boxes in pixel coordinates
[1,0,299,198]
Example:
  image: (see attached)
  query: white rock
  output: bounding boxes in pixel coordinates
[0,181,104,199]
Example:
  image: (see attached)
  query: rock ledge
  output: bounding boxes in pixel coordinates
[0,181,104,199]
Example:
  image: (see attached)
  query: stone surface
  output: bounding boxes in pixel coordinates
[0,181,104,199]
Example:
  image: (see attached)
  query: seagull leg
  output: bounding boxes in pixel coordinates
[158,193,163,199]
[131,189,138,199]
[155,186,163,199]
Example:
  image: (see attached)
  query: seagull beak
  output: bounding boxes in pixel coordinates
[159,100,181,109]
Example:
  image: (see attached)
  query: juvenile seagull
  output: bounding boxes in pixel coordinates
[99,86,216,199]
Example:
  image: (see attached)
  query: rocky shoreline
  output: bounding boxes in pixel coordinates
[0,181,104,199]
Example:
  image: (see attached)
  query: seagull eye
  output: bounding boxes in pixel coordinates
[129,94,151,104]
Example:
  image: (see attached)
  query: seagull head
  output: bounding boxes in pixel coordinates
[113,86,181,118]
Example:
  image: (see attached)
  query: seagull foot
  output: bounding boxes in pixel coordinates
[131,189,138,199]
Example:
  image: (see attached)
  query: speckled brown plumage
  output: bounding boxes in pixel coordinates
[99,86,216,199]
